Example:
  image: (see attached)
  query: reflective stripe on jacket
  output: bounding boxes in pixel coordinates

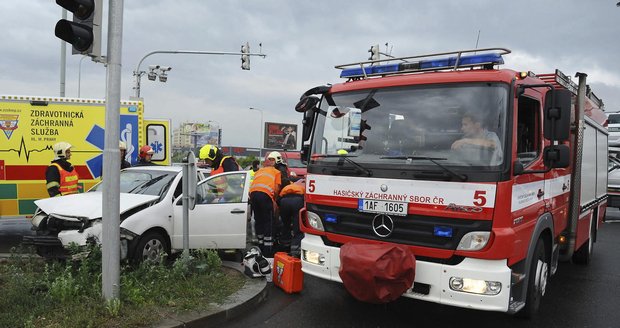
[279,183,305,197]
[249,166,281,200]
[51,163,79,196]
[211,156,238,176]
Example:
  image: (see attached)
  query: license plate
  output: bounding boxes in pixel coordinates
[358,199,407,216]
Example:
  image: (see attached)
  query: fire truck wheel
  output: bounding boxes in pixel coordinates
[133,231,170,264]
[519,238,548,318]
[572,218,595,265]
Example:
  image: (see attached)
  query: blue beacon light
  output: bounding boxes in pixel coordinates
[340,53,504,78]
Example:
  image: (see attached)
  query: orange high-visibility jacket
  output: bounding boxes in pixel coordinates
[250,166,282,201]
[279,182,305,197]
[51,163,79,196]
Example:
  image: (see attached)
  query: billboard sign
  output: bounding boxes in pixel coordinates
[264,122,297,150]
[181,122,219,148]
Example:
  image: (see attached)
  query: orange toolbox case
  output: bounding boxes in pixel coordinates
[273,252,304,293]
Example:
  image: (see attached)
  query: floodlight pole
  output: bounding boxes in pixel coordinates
[102,0,124,301]
[132,49,267,99]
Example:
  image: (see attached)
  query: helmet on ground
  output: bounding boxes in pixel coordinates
[119,141,127,150]
[53,142,73,160]
[267,151,283,165]
[199,144,219,161]
[243,247,271,277]
[139,145,154,158]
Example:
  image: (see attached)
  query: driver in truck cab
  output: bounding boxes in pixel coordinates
[451,111,503,163]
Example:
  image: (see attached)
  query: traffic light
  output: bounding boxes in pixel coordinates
[241,42,250,70]
[217,128,222,147]
[55,0,102,58]
[368,44,380,61]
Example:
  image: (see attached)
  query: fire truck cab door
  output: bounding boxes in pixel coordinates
[513,92,547,227]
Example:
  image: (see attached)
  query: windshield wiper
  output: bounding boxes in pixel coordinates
[127,175,168,193]
[314,154,372,177]
[381,156,468,181]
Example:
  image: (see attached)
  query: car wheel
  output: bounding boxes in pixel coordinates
[572,218,595,265]
[518,238,548,318]
[133,231,169,264]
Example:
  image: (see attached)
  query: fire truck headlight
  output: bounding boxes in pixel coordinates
[302,250,326,265]
[307,211,324,231]
[449,277,502,295]
[456,231,490,251]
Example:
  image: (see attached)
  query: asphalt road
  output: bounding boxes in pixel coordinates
[3,211,620,327]
[222,210,620,328]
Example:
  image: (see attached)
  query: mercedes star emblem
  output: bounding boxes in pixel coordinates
[372,214,394,238]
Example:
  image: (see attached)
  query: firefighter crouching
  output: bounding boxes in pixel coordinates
[46,142,80,197]
[249,157,282,257]
[277,178,305,257]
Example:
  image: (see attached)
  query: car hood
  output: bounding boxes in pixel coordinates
[34,192,159,220]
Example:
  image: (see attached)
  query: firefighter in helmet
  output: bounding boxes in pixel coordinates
[119,141,132,169]
[249,154,282,257]
[199,144,240,175]
[267,151,290,188]
[46,142,80,197]
[135,145,157,166]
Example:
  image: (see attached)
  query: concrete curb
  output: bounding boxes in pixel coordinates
[156,261,268,328]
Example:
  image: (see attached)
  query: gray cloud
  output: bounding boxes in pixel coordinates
[1,0,619,147]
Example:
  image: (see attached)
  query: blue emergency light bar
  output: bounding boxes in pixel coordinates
[339,50,507,79]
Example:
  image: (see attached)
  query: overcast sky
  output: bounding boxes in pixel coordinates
[1,1,619,149]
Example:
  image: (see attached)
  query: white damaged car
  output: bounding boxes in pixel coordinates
[24,166,250,263]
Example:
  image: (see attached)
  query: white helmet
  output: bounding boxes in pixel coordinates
[267,151,284,165]
[119,141,127,150]
[243,247,271,277]
[53,142,73,160]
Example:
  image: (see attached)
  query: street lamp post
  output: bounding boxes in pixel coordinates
[77,55,87,97]
[249,107,264,159]
[132,48,267,99]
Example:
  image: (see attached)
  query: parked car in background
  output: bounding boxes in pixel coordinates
[24,166,250,263]
[283,151,307,180]
[607,112,620,146]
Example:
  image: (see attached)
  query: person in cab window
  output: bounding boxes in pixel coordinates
[451,112,502,164]
[46,142,80,197]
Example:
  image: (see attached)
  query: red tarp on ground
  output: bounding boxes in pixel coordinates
[339,243,415,304]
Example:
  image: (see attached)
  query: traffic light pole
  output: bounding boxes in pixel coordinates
[132,49,266,98]
[102,0,124,302]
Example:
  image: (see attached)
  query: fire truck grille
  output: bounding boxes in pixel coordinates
[307,204,492,250]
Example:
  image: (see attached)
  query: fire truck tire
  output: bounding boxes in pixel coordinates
[133,231,170,264]
[572,218,595,265]
[519,238,548,318]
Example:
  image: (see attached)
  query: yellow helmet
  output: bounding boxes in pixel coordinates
[267,151,283,164]
[199,144,218,161]
[53,142,73,160]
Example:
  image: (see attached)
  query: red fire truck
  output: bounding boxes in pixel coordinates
[294,48,607,316]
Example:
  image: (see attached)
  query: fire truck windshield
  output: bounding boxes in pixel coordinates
[310,83,508,175]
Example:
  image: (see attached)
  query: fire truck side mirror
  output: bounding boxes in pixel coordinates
[544,89,572,141]
[300,144,310,164]
[302,109,316,143]
[544,144,570,168]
